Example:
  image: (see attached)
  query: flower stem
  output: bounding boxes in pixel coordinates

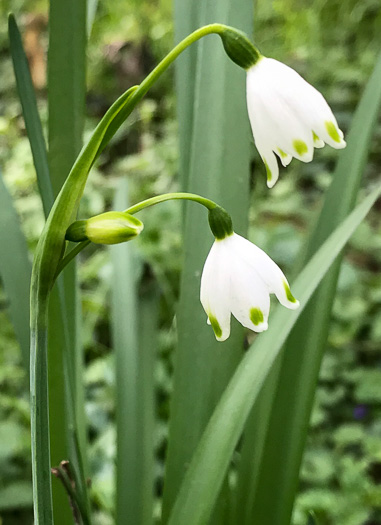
[55,241,90,279]
[126,24,226,108]
[28,23,232,521]
[56,192,218,276]
[30,300,54,525]
[125,192,217,215]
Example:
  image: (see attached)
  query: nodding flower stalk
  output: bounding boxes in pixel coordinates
[29,24,258,523]
[63,194,299,344]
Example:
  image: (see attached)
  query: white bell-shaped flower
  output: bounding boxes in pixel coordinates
[246,57,346,188]
[200,233,299,341]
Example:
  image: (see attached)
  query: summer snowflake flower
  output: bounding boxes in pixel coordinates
[246,57,346,188]
[200,232,299,342]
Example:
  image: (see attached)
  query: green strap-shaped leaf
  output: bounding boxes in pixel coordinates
[161,2,253,522]
[0,172,32,369]
[236,51,381,525]
[173,0,202,190]
[167,183,381,525]
[8,14,54,216]
[111,178,155,525]
[47,1,89,522]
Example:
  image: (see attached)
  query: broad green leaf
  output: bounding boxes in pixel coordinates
[48,0,87,197]
[161,2,253,522]
[173,0,202,190]
[47,1,88,523]
[0,172,31,369]
[111,178,155,525]
[167,183,381,525]
[236,51,381,525]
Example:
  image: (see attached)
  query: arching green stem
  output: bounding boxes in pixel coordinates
[56,192,218,277]
[30,22,244,524]
[125,191,217,214]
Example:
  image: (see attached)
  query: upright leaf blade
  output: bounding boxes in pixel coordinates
[0,172,32,369]
[48,0,87,197]
[237,51,381,525]
[47,0,87,522]
[162,2,253,521]
[111,179,155,525]
[173,0,203,190]
[8,14,54,216]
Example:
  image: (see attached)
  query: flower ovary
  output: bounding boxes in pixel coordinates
[208,206,233,240]
[219,27,261,70]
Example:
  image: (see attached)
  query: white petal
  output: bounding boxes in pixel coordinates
[200,240,231,341]
[276,149,293,167]
[229,255,270,333]
[255,141,279,188]
[231,234,299,310]
[265,61,346,150]
[314,118,346,149]
[247,57,345,165]
[247,61,314,164]
[313,133,325,148]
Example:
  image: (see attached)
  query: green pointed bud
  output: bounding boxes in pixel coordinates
[208,206,233,240]
[219,27,261,70]
[66,212,143,245]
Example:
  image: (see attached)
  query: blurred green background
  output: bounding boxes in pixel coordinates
[0,0,381,524]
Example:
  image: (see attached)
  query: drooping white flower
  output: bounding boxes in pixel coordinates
[246,57,346,188]
[200,232,299,342]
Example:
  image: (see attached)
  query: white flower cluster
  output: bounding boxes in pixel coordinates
[201,56,345,341]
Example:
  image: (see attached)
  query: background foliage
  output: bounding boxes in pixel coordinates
[0,0,380,524]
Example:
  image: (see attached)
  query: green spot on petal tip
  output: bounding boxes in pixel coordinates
[277,148,287,159]
[283,280,297,303]
[209,314,222,339]
[264,160,272,182]
[250,307,264,326]
[325,120,341,143]
[312,131,319,142]
[293,139,308,156]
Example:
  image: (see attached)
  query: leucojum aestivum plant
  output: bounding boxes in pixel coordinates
[24,18,377,525]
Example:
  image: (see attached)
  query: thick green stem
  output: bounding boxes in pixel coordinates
[30,298,53,525]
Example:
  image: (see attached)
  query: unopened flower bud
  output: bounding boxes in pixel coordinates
[66,211,143,245]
